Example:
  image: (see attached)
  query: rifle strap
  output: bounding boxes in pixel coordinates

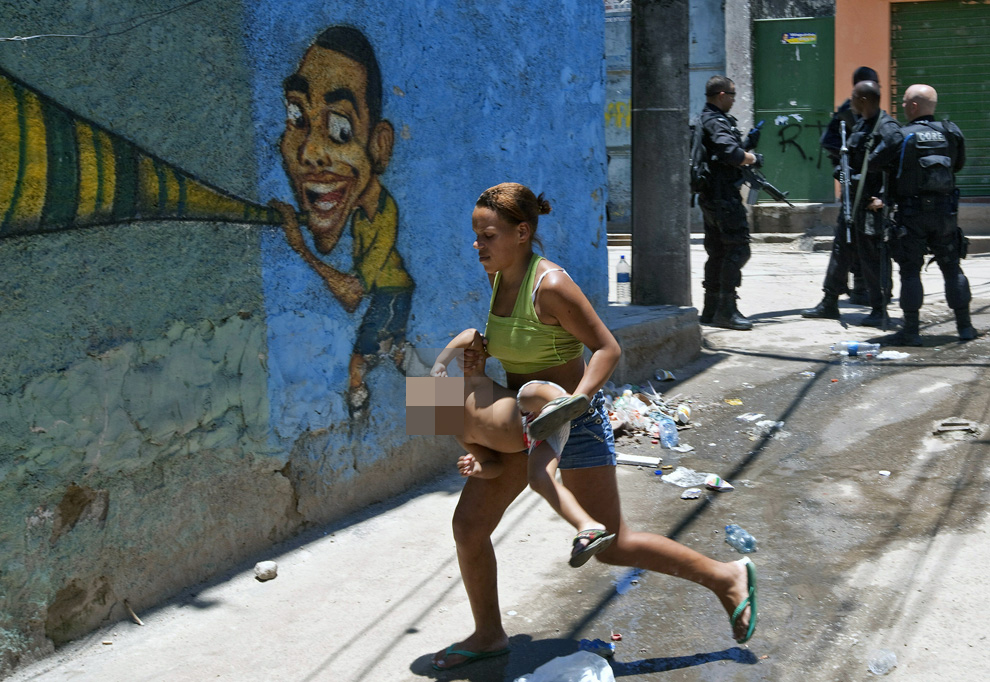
[851,115,882,217]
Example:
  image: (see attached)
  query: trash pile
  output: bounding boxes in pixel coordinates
[604,381,693,447]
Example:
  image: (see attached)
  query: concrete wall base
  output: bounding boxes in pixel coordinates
[748,201,990,236]
[751,202,826,233]
[602,305,701,385]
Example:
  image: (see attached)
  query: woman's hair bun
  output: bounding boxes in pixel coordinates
[535,192,552,215]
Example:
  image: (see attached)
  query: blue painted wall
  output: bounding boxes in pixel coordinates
[246,0,608,445]
[0,0,606,671]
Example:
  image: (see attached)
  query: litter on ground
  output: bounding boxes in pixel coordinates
[616,452,661,468]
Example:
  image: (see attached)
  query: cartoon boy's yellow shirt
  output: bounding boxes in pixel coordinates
[352,189,413,293]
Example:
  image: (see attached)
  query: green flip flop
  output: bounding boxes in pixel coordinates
[527,393,590,441]
[431,645,510,671]
[731,557,758,644]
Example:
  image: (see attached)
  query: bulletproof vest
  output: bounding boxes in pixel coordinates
[896,120,957,197]
[699,109,744,187]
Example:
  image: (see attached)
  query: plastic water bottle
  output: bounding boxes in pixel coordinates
[656,415,679,449]
[831,340,881,357]
[615,255,631,304]
[578,638,616,658]
[724,523,757,553]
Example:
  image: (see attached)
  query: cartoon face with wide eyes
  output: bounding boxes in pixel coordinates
[280,44,392,253]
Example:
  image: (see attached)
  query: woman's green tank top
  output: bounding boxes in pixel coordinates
[484,254,585,374]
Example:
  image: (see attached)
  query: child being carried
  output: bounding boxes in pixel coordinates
[431,328,614,567]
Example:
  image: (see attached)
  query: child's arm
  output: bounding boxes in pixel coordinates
[431,328,487,377]
[456,441,505,479]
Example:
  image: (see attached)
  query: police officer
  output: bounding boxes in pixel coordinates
[872,84,978,345]
[803,81,898,326]
[697,75,761,331]
[802,66,878,316]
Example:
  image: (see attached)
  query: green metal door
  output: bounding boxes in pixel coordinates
[891,1,990,198]
[753,17,835,203]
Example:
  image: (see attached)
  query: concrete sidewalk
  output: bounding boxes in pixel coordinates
[9,242,990,682]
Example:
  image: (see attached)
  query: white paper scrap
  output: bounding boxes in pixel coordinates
[616,452,661,468]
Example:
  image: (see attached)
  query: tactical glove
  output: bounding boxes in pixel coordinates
[745,127,761,149]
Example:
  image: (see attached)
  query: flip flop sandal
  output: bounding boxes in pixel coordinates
[431,645,510,671]
[569,528,616,568]
[731,557,758,644]
[527,393,590,441]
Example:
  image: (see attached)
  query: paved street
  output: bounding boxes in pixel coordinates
[9,241,990,682]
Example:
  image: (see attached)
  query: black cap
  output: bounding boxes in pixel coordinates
[853,66,879,85]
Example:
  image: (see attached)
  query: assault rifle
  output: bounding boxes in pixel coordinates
[878,170,893,331]
[839,120,854,242]
[742,165,793,207]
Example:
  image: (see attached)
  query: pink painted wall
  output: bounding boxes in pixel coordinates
[835,0,945,113]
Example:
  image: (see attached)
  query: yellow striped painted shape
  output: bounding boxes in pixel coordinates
[1,68,279,237]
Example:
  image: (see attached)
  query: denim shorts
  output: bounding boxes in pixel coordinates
[558,391,617,470]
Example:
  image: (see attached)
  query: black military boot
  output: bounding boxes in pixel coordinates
[882,311,922,346]
[860,307,888,328]
[699,291,718,325]
[955,308,979,341]
[848,276,870,306]
[711,293,753,330]
[801,293,840,320]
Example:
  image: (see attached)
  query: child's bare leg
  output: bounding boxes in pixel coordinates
[526,442,601,531]
[518,380,591,442]
[517,381,567,415]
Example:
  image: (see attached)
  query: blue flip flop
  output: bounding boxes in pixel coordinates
[432,645,510,671]
[731,557,758,644]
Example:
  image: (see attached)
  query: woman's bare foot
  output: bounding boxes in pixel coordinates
[431,632,510,670]
[716,558,755,642]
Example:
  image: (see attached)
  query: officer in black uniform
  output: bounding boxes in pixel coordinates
[803,81,898,326]
[803,66,878,314]
[696,75,761,331]
[871,84,978,345]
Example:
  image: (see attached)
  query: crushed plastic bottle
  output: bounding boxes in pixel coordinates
[578,638,616,658]
[831,341,881,357]
[724,523,757,553]
[656,415,679,449]
[868,649,896,675]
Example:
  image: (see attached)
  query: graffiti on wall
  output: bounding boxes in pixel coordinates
[0,26,414,426]
[0,69,275,237]
[272,26,413,421]
[772,113,828,169]
[605,99,631,128]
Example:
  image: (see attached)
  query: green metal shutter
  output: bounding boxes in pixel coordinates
[891,1,990,197]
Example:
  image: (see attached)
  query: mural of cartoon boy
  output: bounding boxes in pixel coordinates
[271,25,413,418]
